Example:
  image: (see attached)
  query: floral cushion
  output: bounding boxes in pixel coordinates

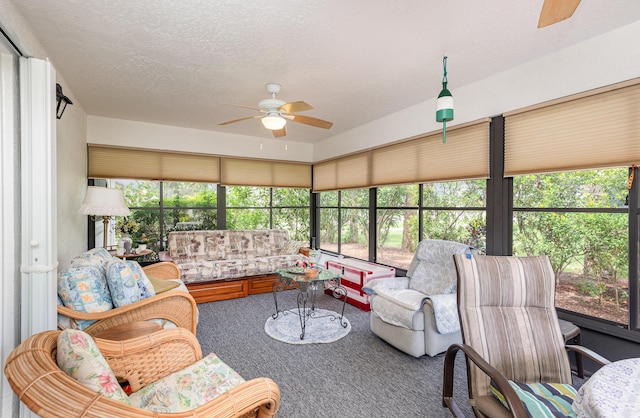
[125,260,156,299]
[490,380,577,417]
[57,265,113,330]
[106,258,142,308]
[70,247,112,275]
[56,329,131,405]
[128,353,245,413]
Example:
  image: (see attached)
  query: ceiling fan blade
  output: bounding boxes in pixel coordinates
[272,126,287,138]
[290,114,333,129]
[279,101,313,114]
[226,103,263,112]
[218,115,260,125]
[538,0,581,28]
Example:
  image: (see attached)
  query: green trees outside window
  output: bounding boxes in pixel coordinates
[513,168,629,324]
[103,167,632,326]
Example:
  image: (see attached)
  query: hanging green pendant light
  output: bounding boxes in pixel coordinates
[436,56,454,143]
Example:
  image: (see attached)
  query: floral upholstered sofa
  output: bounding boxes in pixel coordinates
[166,229,308,303]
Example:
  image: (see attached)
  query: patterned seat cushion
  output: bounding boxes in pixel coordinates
[128,353,245,412]
[168,230,307,284]
[490,380,577,417]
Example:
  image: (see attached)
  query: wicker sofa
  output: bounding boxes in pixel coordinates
[166,229,307,303]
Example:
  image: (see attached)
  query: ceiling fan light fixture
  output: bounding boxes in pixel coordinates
[261,114,287,130]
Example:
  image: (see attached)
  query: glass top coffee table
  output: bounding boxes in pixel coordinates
[273,267,348,340]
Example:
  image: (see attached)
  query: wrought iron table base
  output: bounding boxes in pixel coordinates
[272,275,348,340]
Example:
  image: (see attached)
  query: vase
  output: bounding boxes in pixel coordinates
[118,234,133,254]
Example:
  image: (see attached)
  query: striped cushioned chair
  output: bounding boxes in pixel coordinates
[442,255,609,418]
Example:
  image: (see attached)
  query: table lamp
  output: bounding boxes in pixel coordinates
[78,186,131,248]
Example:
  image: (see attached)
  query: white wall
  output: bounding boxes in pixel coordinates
[88,116,314,162]
[312,20,640,162]
[0,1,88,269]
[55,77,87,268]
[0,1,87,416]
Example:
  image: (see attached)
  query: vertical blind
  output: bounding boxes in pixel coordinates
[312,120,490,192]
[504,78,640,177]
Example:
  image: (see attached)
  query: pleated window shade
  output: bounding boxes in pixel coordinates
[220,157,311,188]
[313,152,370,192]
[88,146,220,182]
[371,121,490,186]
[504,79,640,177]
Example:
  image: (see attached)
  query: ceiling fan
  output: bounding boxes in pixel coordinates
[538,0,581,28]
[219,83,333,138]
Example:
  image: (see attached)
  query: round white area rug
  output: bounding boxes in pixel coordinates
[265,308,351,345]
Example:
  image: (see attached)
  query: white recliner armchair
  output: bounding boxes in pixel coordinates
[363,239,473,357]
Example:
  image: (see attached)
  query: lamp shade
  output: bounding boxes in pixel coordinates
[78,186,131,216]
[261,114,287,130]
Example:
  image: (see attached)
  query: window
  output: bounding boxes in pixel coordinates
[422,180,487,254]
[117,180,217,253]
[340,189,370,259]
[226,186,310,239]
[317,189,369,258]
[513,169,629,325]
[376,185,419,270]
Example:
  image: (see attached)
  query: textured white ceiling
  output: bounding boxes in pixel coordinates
[12,0,640,143]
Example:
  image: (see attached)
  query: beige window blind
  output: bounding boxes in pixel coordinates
[313,152,370,192]
[88,145,220,183]
[504,79,640,177]
[221,157,311,188]
[371,121,490,186]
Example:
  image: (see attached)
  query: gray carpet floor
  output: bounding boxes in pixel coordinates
[195,290,474,418]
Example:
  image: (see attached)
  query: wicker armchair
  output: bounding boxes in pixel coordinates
[57,262,198,336]
[4,328,280,418]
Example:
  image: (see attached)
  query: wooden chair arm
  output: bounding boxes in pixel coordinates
[96,328,203,392]
[57,290,198,336]
[185,377,280,418]
[443,343,528,418]
[142,261,180,280]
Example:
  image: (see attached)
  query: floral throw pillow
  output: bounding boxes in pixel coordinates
[124,260,156,299]
[128,353,245,412]
[57,265,113,330]
[56,329,131,405]
[106,258,142,307]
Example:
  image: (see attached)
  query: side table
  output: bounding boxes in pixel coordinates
[93,321,162,341]
[108,249,152,260]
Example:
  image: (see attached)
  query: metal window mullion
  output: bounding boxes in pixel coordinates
[629,166,639,331]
